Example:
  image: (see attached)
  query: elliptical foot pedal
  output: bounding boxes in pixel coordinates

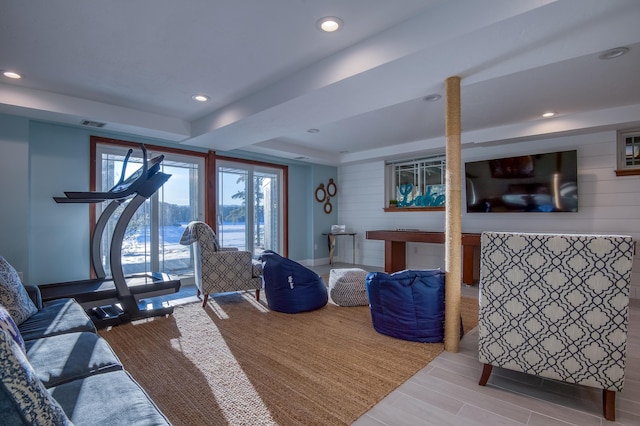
[90,304,124,319]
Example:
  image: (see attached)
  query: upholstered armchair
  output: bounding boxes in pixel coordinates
[180,221,263,307]
[478,232,634,421]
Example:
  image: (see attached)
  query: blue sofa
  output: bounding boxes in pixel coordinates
[1,255,170,425]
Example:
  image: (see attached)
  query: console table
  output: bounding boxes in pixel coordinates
[322,232,357,265]
[365,230,481,285]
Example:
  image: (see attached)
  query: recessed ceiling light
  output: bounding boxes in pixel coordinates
[2,71,22,79]
[307,128,320,133]
[542,111,556,118]
[316,16,343,32]
[423,94,441,102]
[598,46,630,60]
[191,94,210,102]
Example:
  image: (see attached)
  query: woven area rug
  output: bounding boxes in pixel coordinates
[99,293,478,426]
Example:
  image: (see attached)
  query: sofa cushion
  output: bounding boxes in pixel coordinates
[0,329,72,425]
[19,298,96,341]
[25,331,123,388]
[0,256,38,325]
[0,304,26,353]
[49,370,171,425]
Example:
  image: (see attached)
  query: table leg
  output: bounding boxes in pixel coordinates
[328,234,336,265]
[462,244,476,285]
[352,235,355,264]
[384,241,406,272]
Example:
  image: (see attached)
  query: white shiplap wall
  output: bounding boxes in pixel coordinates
[335,130,640,299]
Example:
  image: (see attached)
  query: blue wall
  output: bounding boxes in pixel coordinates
[310,165,338,261]
[0,113,336,285]
[0,115,29,279]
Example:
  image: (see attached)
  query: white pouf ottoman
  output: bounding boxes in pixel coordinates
[328,268,369,306]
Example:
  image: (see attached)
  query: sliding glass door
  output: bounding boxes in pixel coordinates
[95,143,205,278]
[217,160,283,257]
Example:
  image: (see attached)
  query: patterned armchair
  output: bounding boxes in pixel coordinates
[180,221,263,307]
[478,232,634,421]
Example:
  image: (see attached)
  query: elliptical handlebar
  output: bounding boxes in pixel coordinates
[54,143,160,203]
[109,148,133,192]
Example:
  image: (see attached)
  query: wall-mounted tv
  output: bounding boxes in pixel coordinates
[465,149,578,213]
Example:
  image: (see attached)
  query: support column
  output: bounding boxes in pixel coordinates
[444,76,462,353]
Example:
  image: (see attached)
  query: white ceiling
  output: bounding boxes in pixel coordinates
[1,0,639,165]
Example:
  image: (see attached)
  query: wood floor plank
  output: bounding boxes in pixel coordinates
[456,403,528,426]
[393,380,465,416]
[408,373,532,424]
[527,412,583,426]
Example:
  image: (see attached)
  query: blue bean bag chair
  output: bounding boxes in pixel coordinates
[366,269,458,342]
[259,250,328,313]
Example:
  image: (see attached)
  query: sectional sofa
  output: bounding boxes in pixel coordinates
[0,256,171,425]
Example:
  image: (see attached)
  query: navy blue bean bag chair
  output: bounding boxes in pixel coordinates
[259,250,328,313]
[366,269,459,342]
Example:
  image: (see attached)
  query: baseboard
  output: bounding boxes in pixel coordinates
[297,257,330,267]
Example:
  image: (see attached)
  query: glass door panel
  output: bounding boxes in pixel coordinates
[217,166,249,250]
[217,161,282,257]
[255,169,279,256]
[97,145,204,279]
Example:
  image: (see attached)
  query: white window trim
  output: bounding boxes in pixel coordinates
[95,143,205,281]
[385,154,446,207]
[617,128,640,172]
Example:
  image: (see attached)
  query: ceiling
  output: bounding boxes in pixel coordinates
[1,0,639,165]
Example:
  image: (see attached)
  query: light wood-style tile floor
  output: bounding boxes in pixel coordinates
[353,290,640,426]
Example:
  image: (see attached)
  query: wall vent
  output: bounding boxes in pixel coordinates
[80,119,106,128]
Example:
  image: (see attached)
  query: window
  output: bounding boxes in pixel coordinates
[385,155,446,208]
[93,139,205,280]
[216,158,286,257]
[616,128,640,176]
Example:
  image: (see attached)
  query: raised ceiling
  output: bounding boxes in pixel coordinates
[1,0,639,165]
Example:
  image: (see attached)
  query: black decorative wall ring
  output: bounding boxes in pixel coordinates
[315,179,337,214]
[324,199,333,214]
[315,184,326,203]
[326,178,337,197]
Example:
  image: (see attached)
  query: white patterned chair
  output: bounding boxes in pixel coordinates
[478,232,635,421]
[180,221,263,308]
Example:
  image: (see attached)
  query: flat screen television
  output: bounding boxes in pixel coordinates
[465,149,578,213]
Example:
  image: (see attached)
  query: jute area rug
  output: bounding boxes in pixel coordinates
[99,293,478,426]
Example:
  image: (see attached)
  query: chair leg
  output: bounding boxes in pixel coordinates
[196,289,201,297]
[201,293,209,308]
[255,289,260,301]
[479,364,493,386]
[603,389,615,421]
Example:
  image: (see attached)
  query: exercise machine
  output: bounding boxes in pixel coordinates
[41,144,181,327]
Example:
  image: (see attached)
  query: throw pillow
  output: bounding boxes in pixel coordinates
[0,256,38,325]
[0,305,26,354]
[0,330,73,425]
